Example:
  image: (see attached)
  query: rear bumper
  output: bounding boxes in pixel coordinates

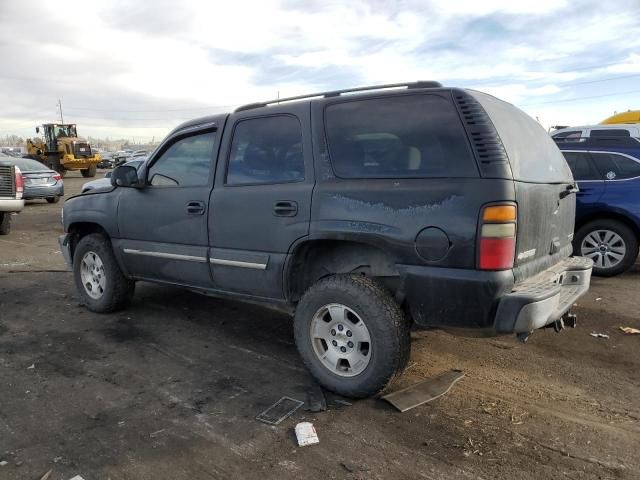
[494,256,592,333]
[0,199,24,212]
[24,183,64,199]
[399,256,592,334]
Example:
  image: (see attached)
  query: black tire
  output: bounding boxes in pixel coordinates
[294,274,410,398]
[81,165,97,178]
[73,233,135,312]
[50,156,66,177]
[574,219,639,277]
[46,196,60,204]
[0,213,11,235]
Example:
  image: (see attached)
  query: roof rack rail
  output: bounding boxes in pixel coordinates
[234,81,442,112]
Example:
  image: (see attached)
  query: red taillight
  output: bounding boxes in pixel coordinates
[53,174,62,181]
[14,166,24,200]
[478,205,517,271]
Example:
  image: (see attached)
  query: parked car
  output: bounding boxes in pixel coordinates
[81,159,145,193]
[97,155,115,169]
[558,143,640,276]
[552,124,640,146]
[59,82,592,398]
[6,157,64,204]
[0,153,24,234]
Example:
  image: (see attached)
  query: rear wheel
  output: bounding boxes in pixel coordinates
[0,213,11,235]
[73,233,135,312]
[575,219,639,277]
[81,165,97,178]
[294,274,410,398]
[46,196,60,204]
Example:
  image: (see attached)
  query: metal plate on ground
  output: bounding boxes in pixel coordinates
[256,396,304,425]
[382,369,464,413]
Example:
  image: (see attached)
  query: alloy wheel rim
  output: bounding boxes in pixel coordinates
[581,229,626,270]
[309,303,372,377]
[80,251,106,299]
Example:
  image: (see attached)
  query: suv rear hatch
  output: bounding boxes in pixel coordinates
[467,91,576,282]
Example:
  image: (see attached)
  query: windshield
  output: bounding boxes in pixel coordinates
[52,124,77,138]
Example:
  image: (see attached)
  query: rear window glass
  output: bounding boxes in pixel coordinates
[470,91,573,183]
[324,94,477,179]
[9,158,48,171]
[591,152,640,180]
[562,152,600,180]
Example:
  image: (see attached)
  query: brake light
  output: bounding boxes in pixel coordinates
[14,166,24,200]
[478,204,516,270]
[53,174,62,181]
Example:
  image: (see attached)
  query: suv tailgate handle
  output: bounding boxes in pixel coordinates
[273,200,298,217]
[186,201,206,215]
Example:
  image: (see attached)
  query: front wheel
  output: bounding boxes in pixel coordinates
[0,213,11,235]
[575,219,639,277]
[81,165,97,178]
[73,233,135,312]
[294,275,410,398]
[46,196,60,204]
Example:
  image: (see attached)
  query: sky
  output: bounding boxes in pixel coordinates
[0,0,639,142]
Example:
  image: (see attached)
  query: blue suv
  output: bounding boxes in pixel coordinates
[559,144,640,276]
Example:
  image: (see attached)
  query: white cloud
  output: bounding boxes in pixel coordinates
[0,0,639,140]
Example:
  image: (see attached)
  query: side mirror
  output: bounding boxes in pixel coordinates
[110,165,140,188]
[36,127,40,134]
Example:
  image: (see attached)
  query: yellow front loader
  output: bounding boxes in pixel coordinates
[26,123,101,177]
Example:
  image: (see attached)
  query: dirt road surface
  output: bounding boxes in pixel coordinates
[1,172,639,480]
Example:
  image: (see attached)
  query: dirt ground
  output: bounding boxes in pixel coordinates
[1,172,639,480]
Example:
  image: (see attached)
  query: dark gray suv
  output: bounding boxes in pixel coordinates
[60,82,592,398]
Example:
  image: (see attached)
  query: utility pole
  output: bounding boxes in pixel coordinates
[57,99,64,124]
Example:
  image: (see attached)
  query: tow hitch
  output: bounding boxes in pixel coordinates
[517,312,578,343]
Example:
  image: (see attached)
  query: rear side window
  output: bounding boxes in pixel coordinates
[590,129,630,137]
[470,91,573,183]
[562,152,600,180]
[324,94,477,179]
[226,115,304,185]
[591,152,640,180]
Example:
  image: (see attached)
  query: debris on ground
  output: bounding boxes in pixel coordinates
[68,476,86,480]
[382,369,465,413]
[0,460,8,466]
[595,297,602,302]
[295,422,319,446]
[256,397,304,425]
[619,326,640,335]
[590,332,610,339]
[305,383,327,413]
[27,363,35,369]
[340,461,370,473]
[39,470,52,480]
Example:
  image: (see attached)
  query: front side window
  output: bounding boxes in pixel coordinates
[553,130,583,143]
[591,152,640,180]
[324,94,477,179]
[148,131,216,187]
[562,152,600,181]
[226,115,304,185]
